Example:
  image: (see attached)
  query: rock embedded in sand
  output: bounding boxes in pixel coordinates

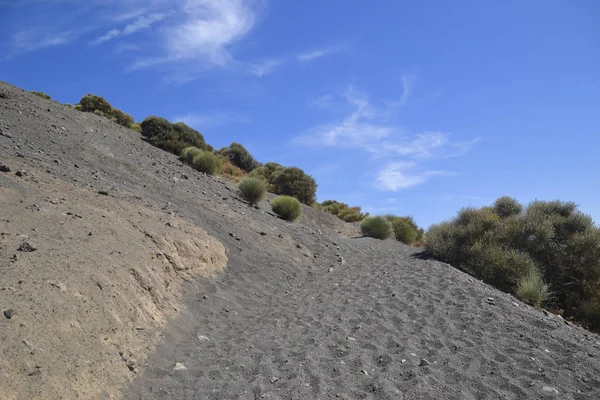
[18,241,36,252]
[0,163,11,172]
[173,363,188,371]
[4,309,16,319]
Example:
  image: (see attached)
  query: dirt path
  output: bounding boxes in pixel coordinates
[126,236,600,400]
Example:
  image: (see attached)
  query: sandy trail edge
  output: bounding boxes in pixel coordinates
[0,163,227,400]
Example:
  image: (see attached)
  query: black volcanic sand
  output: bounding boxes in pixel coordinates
[1,81,600,400]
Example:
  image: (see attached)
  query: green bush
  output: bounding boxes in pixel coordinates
[248,163,317,205]
[578,300,600,331]
[361,216,393,240]
[248,162,284,183]
[426,196,600,330]
[75,94,136,130]
[140,116,212,156]
[391,218,418,244]
[516,271,551,307]
[218,143,260,172]
[270,167,317,205]
[180,146,203,164]
[30,91,51,100]
[238,177,266,204]
[130,123,142,133]
[191,151,220,175]
[470,243,537,290]
[493,196,523,219]
[318,200,368,222]
[386,215,424,245]
[271,196,302,221]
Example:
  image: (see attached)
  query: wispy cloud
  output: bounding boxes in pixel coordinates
[10,28,83,52]
[91,11,174,45]
[249,58,285,77]
[295,83,479,190]
[376,162,451,191]
[296,44,347,62]
[172,112,251,127]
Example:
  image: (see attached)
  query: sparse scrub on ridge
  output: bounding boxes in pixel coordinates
[426,197,600,330]
[238,177,266,204]
[316,200,368,222]
[76,94,136,130]
[493,196,523,219]
[180,146,203,164]
[30,91,50,100]
[140,116,213,155]
[217,142,260,172]
[386,215,424,245]
[191,151,220,175]
[219,159,246,182]
[249,163,317,205]
[271,196,302,221]
[516,271,551,307]
[360,216,393,240]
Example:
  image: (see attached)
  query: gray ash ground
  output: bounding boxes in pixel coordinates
[1,81,600,400]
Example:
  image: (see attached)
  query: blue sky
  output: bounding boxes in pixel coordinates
[1,0,599,228]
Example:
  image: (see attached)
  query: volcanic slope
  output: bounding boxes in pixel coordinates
[0,81,599,400]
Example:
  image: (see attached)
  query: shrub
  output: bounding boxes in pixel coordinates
[180,146,203,164]
[191,151,220,175]
[493,196,523,219]
[130,123,142,133]
[218,143,260,172]
[30,91,50,100]
[271,196,302,221]
[361,216,393,240]
[391,218,418,244]
[319,200,368,222]
[470,243,537,290]
[75,94,136,130]
[238,177,266,204]
[426,197,600,330]
[219,160,245,182]
[248,162,284,183]
[578,300,600,331]
[516,271,551,307]
[140,116,212,156]
[270,167,317,205]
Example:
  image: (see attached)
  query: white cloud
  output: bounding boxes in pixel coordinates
[376,162,450,191]
[162,0,258,66]
[11,29,83,52]
[296,83,478,190]
[296,44,346,62]
[91,11,173,45]
[173,112,250,127]
[249,58,285,77]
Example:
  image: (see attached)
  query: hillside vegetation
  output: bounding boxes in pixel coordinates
[426,197,600,330]
[24,87,600,331]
